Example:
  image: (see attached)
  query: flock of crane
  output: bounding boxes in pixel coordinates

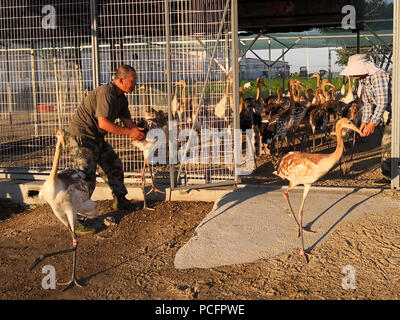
[30,73,365,288]
[240,73,362,170]
[148,72,363,176]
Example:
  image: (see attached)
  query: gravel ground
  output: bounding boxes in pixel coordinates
[1,193,400,300]
[1,126,399,300]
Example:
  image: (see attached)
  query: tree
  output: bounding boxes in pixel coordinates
[334,0,392,68]
[335,46,371,67]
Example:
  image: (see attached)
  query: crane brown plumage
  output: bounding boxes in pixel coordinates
[273,118,362,261]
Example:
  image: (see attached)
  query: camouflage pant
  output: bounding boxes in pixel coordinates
[64,131,127,198]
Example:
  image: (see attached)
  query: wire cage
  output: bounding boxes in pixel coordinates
[0,0,240,188]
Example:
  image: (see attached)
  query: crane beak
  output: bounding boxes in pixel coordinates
[354,127,363,136]
[325,81,334,88]
[348,123,362,135]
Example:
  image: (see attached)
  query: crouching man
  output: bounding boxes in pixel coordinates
[65,65,145,234]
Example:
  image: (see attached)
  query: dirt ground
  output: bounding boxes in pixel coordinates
[1,125,399,300]
[1,192,400,300]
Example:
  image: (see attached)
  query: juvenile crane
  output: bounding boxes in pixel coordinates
[30,129,98,291]
[135,84,166,210]
[273,118,362,261]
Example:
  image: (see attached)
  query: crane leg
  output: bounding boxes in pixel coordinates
[249,129,258,171]
[312,129,316,153]
[350,131,357,161]
[340,144,348,175]
[283,184,315,235]
[57,235,84,291]
[146,162,165,195]
[297,184,314,262]
[283,184,302,228]
[141,160,155,211]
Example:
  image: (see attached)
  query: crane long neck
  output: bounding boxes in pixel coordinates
[305,90,311,107]
[239,92,245,112]
[193,83,197,114]
[348,76,352,92]
[314,91,321,105]
[181,83,186,103]
[332,123,345,163]
[295,85,301,103]
[277,87,281,104]
[288,82,296,114]
[256,80,261,101]
[49,139,62,181]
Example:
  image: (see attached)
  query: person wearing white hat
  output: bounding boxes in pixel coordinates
[340,54,391,136]
[340,53,392,179]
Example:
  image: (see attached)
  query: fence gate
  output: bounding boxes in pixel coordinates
[0,0,240,188]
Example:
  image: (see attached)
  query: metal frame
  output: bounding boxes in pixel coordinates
[0,0,239,190]
[173,0,234,190]
[391,1,399,189]
[0,1,397,190]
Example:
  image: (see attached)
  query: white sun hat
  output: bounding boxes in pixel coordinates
[340,54,382,76]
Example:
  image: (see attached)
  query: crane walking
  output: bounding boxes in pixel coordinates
[273,118,362,262]
[29,129,98,290]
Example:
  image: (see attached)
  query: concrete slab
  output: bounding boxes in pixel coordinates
[174,186,400,269]
[0,179,234,205]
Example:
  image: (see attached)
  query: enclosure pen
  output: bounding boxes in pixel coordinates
[0,1,92,174]
[0,0,238,189]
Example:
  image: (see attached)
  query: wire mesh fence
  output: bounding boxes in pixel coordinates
[0,0,92,172]
[0,0,237,187]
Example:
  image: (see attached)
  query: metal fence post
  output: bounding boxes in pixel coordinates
[231,0,240,184]
[164,0,175,192]
[53,46,62,128]
[30,45,39,136]
[90,0,100,88]
[74,39,83,102]
[5,44,12,125]
[391,0,400,189]
[268,38,272,96]
[282,48,285,91]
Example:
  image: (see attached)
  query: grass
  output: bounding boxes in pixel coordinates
[239,77,347,99]
[154,76,348,101]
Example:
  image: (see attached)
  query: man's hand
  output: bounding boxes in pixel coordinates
[129,126,146,141]
[360,122,376,137]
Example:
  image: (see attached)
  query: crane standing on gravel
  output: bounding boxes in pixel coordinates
[30,129,98,291]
